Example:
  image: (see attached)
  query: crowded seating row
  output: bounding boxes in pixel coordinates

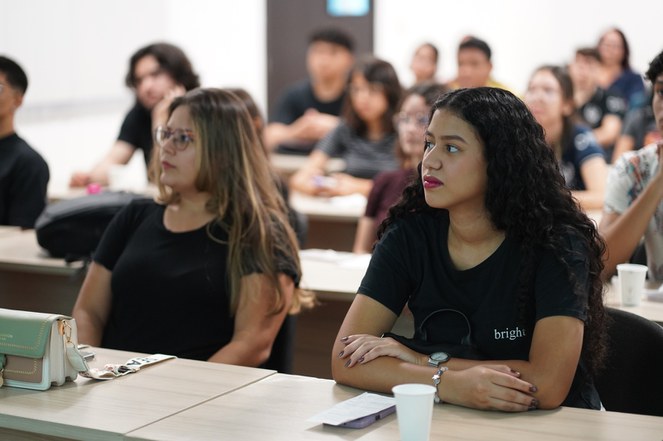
[1,25,662,416]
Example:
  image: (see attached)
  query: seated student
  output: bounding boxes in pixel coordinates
[611,87,661,162]
[353,82,447,254]
[72,89,313,365]
[524,65,607,210]
[226,87,307,246]
[600,49,663,280]
[70,42,199,187]
[0,56,49,228]
[410,43,439,85]
[569,47,626,159]
[332,87,607,411]
[289,56,401,197]
[265,27,355,154]
[226,88,268,153]
[447,36,511,91]
[596,27,646,111]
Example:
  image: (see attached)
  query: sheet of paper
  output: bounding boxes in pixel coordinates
[307,392,396,426]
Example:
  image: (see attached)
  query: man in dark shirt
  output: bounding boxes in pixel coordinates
[0,56,49,228]
[70,43,199,187]
[265,28,355,155]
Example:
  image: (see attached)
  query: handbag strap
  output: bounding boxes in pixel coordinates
[80,353,176,380]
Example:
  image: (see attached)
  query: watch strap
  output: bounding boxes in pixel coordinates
[432,366,448,404]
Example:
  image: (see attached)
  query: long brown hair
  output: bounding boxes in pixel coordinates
[152,88,312,314]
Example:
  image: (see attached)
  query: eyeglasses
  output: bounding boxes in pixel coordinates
[394,112,428,128]
[154,126,195,151]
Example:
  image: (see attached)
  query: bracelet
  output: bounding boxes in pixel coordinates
[432,366,448,404]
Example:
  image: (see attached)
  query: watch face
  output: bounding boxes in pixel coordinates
[430,352,449,363]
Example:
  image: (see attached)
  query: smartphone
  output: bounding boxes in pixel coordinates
[326,405,396,429]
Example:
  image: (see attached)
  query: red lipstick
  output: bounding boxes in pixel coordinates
[423,175,443,189]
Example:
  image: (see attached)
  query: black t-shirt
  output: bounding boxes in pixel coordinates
[270,79,346,155]
[578,87,626,129]
[94,199,298,360]
[117,103,153,166]
[0,133,49,227]
[359,211,600,409]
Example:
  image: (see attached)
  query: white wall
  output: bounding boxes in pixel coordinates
[1,0,660,190]
[1,0,266,190]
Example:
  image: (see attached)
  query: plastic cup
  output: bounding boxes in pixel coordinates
[617,263,648,306]
[392,384,436,441]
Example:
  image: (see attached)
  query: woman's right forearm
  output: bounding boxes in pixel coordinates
[332,350,436,394]
[72,310,104,346]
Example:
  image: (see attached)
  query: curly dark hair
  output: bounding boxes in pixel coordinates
[378,87,607,376]
[645,49,663,84]
[125,42,200,91]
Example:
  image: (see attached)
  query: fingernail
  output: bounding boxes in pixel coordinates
[530,398,539,408]
[358,357,364,363]
[344,359,351,367]
[529,385,538,393]
[340,336,348,342]
[338,351,344,358]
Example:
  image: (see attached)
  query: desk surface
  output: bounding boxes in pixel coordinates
[0,229,82,275]
[125,373,663,441]
[270,153,345,177]
[0,348,275,441]
[300,250,367,300]
[290,191,365,222]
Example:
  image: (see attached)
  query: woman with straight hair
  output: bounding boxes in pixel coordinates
[73,88,312,366]
[353,81,447,254]
[290,55,401,197]
[596,27,645,110]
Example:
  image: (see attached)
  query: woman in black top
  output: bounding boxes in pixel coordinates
[332,87,607,411]
[73,89,312,365]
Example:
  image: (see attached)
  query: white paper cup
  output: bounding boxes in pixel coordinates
[617,263,648,306]
[392,383,436,441]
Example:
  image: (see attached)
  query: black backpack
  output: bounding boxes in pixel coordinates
[35,191,150,262]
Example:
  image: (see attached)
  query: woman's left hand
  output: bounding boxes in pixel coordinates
[338,334,425,367]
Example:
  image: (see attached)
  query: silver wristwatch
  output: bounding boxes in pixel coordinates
[427,351,450,367]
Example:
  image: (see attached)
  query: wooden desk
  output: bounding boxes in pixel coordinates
[125,373,663,441]
[0,348,275,441]
[605,281,663,324]
[0,225,21,237]
[0,230,84,314]
[290,192,365,251]
[270,154,345,179]
[300,250,368,301]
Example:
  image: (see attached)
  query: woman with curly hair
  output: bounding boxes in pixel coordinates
[332,87,607,411]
